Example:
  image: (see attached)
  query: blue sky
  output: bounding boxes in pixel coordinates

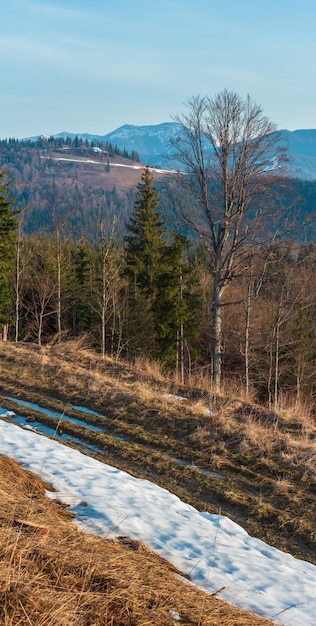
[1,0,315,138]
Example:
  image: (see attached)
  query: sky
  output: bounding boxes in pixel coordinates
[0,411,316,626]
[1,0,316,139]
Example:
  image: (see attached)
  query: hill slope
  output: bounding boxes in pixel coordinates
[102,125,316,179]
[0,138,175,241]
[1,135,316,243]
[0,455,274,625]
[0,340,315,568]
[26,124,316,179]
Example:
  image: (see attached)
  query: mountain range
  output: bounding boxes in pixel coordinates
[2,122,313,243]
[28,123,316,181]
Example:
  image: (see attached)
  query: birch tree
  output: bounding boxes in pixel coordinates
[173,90,286,390]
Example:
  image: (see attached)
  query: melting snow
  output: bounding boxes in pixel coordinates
[0,420,315,625]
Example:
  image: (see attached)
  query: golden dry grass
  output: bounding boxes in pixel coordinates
[0,455,275,626]
[0,338,315,567]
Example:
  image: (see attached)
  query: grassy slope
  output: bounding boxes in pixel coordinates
[0,339,315,622]
[0,456,274,626]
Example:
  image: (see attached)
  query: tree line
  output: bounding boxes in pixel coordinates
[0,136,137,242]
[0,135,140,162]
[0,89,315,407]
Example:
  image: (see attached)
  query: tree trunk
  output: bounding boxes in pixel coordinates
[176,325,185,385]
[110,293,116,359]
[244,281,252,397]
[178,266,184,384]
[38,312,43,346]
[101,245,107,359]
[2,324,8,342]
[101,287,106,358]
[211,274,222,392]
[56,229,62,340]
[15,223,22,343]
[274,320,280,411]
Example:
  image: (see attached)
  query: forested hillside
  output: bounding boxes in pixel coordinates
[0,96,316,408]
[0,164,313,407]
[8,230,316,404]
[0,135,145,242]
[1,135,316,244]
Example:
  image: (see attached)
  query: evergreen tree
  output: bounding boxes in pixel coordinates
[72,240,97,334]
[123,166,166,357]
[124,165,165,298]
[154,234,190,361]
[0,171,19,338]
[123,167,197,368]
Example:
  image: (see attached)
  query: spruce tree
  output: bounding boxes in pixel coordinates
[123,166,166,357]
[154,234,199,371]
[0,171,19,338]
[154,235,188,353]
[124,167,196,367]
[124,165,165,298]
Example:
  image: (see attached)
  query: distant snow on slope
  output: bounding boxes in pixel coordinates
[24,124,316,179]
[39,155,177,175]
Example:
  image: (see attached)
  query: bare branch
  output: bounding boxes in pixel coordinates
[172,89,288,390]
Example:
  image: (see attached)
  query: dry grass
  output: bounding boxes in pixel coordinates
[273,475,295,496]
[0,339,315,567]
[132,354,168,382]
[0,455,274,626]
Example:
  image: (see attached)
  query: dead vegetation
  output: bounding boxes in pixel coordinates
[0,455,275,625]
[0,339,315,570]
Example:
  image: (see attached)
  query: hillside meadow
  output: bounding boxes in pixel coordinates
[0,338,315,571]
[0,451,277,626]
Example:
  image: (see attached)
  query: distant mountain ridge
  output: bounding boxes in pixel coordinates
[25,124,316,180]
[277,129,316,180]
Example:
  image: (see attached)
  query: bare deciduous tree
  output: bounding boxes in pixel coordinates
[172,89,286,390]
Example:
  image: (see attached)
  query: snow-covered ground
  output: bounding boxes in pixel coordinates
[40,155,177,174]
[0,418,315,625]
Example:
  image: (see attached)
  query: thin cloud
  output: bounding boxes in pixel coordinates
[11,0,93,23]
